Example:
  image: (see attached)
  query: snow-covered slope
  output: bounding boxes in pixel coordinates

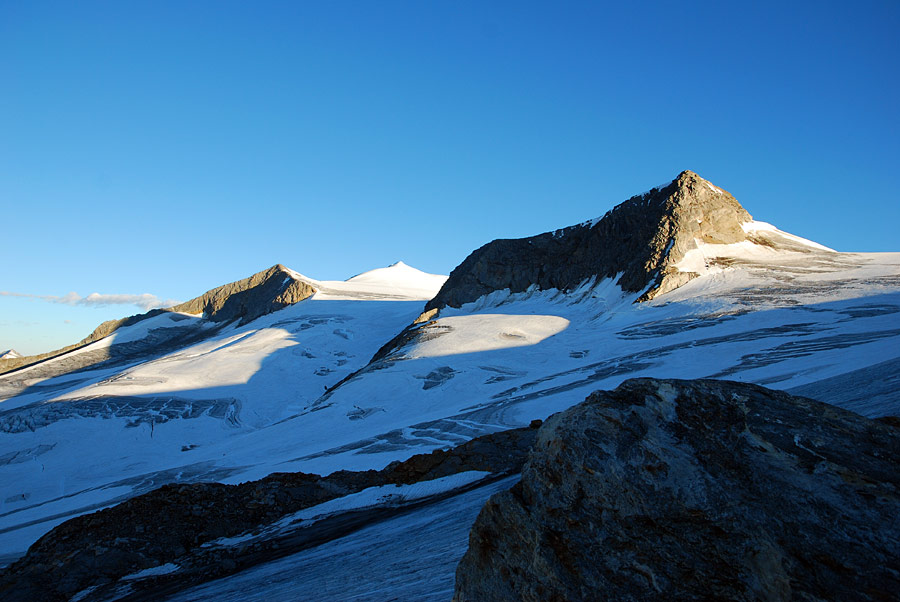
[0,262,446,561]
[0,351,21,361]
[295,248,899,472]
[1,173,898,577]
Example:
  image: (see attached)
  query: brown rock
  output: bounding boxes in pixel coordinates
[426,170,752,312]
[453,378,900,602]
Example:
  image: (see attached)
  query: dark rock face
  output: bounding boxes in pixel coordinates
[0,424,539,601]
[453,379,900,602]
[426,171,751,311]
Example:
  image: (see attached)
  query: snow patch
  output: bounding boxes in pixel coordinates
[70,586,100,602]
[742,221,835,252]
[581,212,609,229]
[203,471,493,550]
[704,181,723,194]
[122,562,180,580]
[282,471,492,524]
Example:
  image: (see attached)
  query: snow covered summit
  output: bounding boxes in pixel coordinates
[293,261,447,301]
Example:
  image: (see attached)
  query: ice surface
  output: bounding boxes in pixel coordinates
[407,314,570,358]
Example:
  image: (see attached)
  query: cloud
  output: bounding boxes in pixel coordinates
[0,291,181,311]
[79,293,183,310]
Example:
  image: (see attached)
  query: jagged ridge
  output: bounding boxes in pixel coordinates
[426,170,752,311]
[165,264,315,325]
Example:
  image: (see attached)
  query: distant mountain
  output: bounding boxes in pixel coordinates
[0,351,20,361]
[164,263,317,324]
[0,265,318,377]
[1,172,898,599]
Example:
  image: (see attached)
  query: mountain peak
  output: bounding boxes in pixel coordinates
[0,265,319,376]
[675,168,703,182]
[426,171,756,310]
[166,264,316,324]
[625,170,752,298]
[344,261,447,292]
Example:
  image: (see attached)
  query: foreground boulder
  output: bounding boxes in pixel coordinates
[454,379,900,601]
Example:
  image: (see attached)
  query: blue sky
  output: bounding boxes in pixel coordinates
[2,1,898,355]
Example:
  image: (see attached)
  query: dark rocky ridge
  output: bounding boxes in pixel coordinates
[0,423,540,601]
[426,170,752,312]
[453,379,900,601]
[0,264,315,376]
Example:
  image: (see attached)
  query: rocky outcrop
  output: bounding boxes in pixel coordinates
[427,171,752,311]
[0,423,540,601]
[454,379,900,601]
[0,265,316,376]
[166,264,315,325]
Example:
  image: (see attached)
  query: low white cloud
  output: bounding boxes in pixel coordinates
[0,291,181,311]
[79,293,182,310]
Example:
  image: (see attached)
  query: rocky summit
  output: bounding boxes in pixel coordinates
[427,170,754,311]
[453,378,900,602]
[165,264,316,325]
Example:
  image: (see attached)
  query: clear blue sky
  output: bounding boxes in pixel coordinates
[2,1,898,355]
